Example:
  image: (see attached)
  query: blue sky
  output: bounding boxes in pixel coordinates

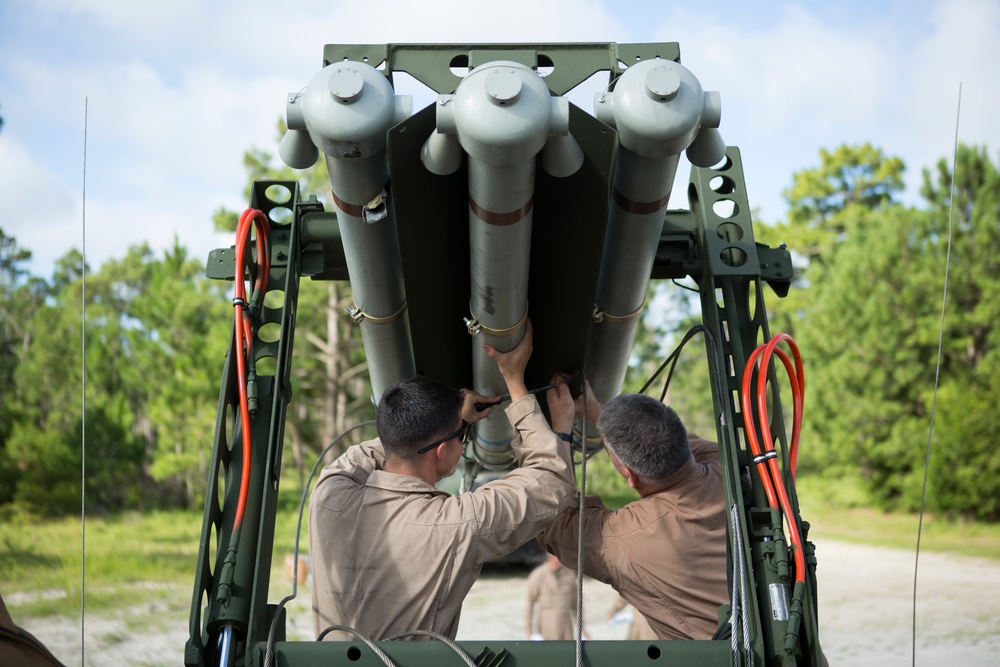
[1,0,997,279]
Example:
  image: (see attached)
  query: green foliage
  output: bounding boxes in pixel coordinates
[0,229,43,505]
[795,475,1000,559]
[2,240,231,514]
[0,507,317,617]
[629,143,1000,523]
[4,253,135,515]
[0,510,204,616]
[783,143,1000,519]
[1,131,997,524]
[929,380,1000,521]
[784,143,905,230]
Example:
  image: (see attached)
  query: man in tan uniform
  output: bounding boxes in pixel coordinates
[525,554,578,640]
[539,391,729,641]
[309,321,578,641]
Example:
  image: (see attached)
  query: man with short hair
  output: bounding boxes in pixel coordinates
[309,321,578,641]
[539,390,729,641]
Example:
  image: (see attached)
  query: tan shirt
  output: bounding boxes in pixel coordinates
[525,564,577,639]
[309,395,576,641]
[539,436,728,641]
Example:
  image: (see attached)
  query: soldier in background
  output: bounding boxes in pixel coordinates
[525,554,579,640]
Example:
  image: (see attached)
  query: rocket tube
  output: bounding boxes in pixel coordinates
[289,61,414,402]
[439,61,565,467]
[586,59,723,404]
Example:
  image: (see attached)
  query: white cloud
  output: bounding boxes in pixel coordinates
[632,0,1000,219]
[902,0,1000,179]
[0,135,79,274]
[4,0,1000,280]
[685,7,888,135]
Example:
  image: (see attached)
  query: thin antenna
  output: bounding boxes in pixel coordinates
[912,81,961,667]
[575,376,588,667]
[80,96,88,667]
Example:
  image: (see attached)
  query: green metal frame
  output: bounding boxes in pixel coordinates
[186,43,821,667]
[321,42,680,95]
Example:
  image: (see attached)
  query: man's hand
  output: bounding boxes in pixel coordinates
[459,389,499,423]
[483,319,532,400]
[546,373,576,434]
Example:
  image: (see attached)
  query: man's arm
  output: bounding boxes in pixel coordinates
[537,494,618,586]
[466,321,577,561]
[318,439,386,483]
[464,395,577,561]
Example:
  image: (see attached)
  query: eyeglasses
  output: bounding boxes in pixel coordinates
[417,420,470,454]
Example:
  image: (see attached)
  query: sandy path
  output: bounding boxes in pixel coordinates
[13,539,1000,666]
[814,539,1000,666]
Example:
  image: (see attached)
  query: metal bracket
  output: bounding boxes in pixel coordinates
[362,189,390,224]
[464,302,529,337]
[592,298,646,324]
[346,300,407,325]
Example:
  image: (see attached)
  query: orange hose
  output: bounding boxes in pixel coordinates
[743,334,806,584]
[755,342,804,478]
[741,346,779,509]
[231,209,271,531]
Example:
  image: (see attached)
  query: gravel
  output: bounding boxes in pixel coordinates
[13,538,1000,666]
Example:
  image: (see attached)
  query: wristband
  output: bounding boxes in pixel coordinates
[554,431,573,443]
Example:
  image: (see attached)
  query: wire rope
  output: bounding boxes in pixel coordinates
[316,625,395,666]
[79,95,88,667]
[912,81,960,667]
[384,630,476,667]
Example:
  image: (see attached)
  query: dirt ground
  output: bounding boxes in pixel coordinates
[15,538,1000,666]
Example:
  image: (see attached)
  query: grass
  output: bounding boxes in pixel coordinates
[0,503,312,618]
[796,475,1000,559]
[0,510,203,617]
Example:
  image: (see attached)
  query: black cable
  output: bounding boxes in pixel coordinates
[637,324,710,399]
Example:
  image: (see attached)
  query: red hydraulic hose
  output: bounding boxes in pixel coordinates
[743,334,806,584]
[741,346,779,509]
[756,334,804,483]
[757,334,805,583]
[231,208,271,531]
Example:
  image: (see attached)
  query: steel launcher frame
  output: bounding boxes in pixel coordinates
[186,42,822,667]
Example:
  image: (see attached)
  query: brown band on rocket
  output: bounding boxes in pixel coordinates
[611,187,669,215]
[332,191,366,218]
[469,195,534,226]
